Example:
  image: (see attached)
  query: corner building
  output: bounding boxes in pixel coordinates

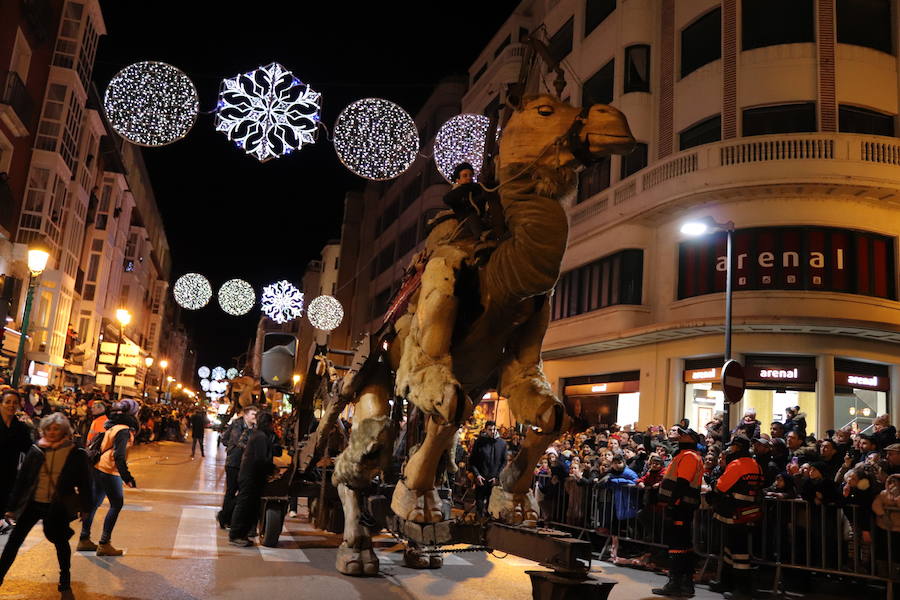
[463,0,900,436]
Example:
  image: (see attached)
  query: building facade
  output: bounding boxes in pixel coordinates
[462,0,900,436]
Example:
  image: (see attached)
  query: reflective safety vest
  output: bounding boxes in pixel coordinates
[659,448,703,508]
[714,456,765,524]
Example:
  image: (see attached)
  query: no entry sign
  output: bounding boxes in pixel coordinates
[722,359,745,404]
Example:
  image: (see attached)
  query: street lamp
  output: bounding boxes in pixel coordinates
[11,242,50,387]
[166,375,175,401]
[141,356,154,398]
[681,217,736,437]
[158,359,168,400]
[108,308,132,401]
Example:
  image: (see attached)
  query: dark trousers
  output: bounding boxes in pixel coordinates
[723,523,752,574]
[0,501,73,590]
[191,434,205,457]
[81,470,124,543]
[229,478,262,540]
[219,466,240,526]
[664,507,696,575]
[475,483,493,518]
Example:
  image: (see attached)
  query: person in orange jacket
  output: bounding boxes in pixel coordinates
[653,426,704,597]
[86,402,108,444]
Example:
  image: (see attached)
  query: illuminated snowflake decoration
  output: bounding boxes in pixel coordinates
[200,378,210,392]
[104,61,198,147]
[333,98,419,180]
[307,295,344,331]
[173,273,212,310]
[217,279,255,316]
[433,114,491,183]
[212,366,227,381]
[215,62,320,162]
[261,280,304,324]
[226,368,239,380]
[198,366,210,379]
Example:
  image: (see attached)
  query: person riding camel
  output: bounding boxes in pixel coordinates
[442,162,490,242]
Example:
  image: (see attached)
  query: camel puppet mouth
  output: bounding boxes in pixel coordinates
[585,132,636,156]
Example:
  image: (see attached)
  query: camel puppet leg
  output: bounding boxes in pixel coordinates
[332,364,396,576]
[492,297,571,525]
[393,251,472,524]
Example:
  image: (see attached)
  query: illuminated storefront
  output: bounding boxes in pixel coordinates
[562,371,640,428]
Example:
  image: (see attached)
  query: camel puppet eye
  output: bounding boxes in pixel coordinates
[537,105,555,116]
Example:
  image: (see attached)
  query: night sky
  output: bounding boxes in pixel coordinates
[93,2,518,372]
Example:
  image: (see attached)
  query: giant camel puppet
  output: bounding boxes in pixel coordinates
[330,94,635,575]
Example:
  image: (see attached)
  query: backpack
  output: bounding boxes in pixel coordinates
[86,432,106,464]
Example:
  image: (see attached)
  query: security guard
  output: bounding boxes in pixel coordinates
[709,434,765,600]
[652,426,704,597]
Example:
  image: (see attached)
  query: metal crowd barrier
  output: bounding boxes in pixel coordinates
[529,474,900,597]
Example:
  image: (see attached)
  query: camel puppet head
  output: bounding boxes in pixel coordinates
[497,95,635,196]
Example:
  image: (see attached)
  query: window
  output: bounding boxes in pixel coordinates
[839,105,895,136]
[582,59,614,105]
[623,45,650,93]
[35,84,67,151]
[398,224,418,257]
[837,0,892,54]
[552,249,643,320]
[76,14,99,89]
[742,103,817,136]
[742,0,814,51]
[472,63,487,84]
[60,91,83,171]
[547,17,574,63]
[494,35,511,58]
[681,8,721,78]
[375,242,395,277]
[373,287,392,321]
[620,143,648,179]
[53,2,83,69]
[679,115,721,150]
[576,157,611,203]
[585,0,616,37]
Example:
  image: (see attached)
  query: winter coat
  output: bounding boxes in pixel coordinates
[873,485,900,532]
[784,413,807,440]
[467,434,507,482]
[0,416,32,490]
[874,425,897,451]
[238,429,276,486]
[223,417,250,468]
[7,442,94,522]
[606,466,639,520]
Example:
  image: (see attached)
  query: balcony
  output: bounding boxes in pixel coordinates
[0,71,37,137]
[568,133,900,241]
[462,43,527,109]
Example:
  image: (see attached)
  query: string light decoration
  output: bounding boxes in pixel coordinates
[173,273,212,310]
[226,367,239,380]
[261,280,304,324]
[200,379,211,392]
[198,366,211,379]
[307,295,344,331]
[103,61,198,147]
[433,114,491,183]
[217,279,255,316]
[215,62,321,162]
[333,98,419,180]
[212,366,227,381]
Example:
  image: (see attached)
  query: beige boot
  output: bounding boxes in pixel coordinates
[76,538,97,552]
[96,542,123,556]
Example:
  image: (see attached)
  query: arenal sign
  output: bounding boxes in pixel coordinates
[678,226,896,300]
[835,371,891,391]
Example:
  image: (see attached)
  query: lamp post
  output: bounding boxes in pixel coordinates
[141,356,154,398]
[108,308,131,401]
[11,243,50,388]
[158,359,168,401]
[681,217,736,438]
[166,376,175,402]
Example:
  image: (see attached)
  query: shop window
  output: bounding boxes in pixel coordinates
[835,359,890,432]
[742,0,814,51]
[742,103,816,137]
[552,249,643,320]
[563,371,640,428]
[548,17,574,63]
[837,0,893,55]
[620,142,648,179]
[585,0,616,38]
[679,115,721,150]
[681,8,721,78]
[623,45,650,93]
[838,105,896,137]
[582,59,614,105]
[576,156,611,203]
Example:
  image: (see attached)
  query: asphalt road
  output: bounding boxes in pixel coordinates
[0,433,720,600]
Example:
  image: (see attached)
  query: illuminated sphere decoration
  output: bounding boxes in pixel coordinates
[216,62,321,162]
[218,279,255,316]
[333,98,419,181]
[212,366,227,381]
[173,273,212,310]
[226,367,239,380]
[104,61,198,147]
[307,295,344,331]
[200,379,210,392]
[433,113,491,183]
[198,366,211,379]
[261,280,304,324]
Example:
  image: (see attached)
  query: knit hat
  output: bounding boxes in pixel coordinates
[112,398,140,416]
[875,414,891,427]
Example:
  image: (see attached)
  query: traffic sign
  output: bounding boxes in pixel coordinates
[722,359,745,404]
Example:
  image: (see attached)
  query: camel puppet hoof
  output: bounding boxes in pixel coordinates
[391,479,444,523]
[336,543,380,576]
[403,548,443,569]
[488,487,539,526]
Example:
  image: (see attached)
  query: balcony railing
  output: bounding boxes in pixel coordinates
[0,71,37,135]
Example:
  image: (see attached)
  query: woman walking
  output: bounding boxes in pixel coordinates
[0,413,93,599]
